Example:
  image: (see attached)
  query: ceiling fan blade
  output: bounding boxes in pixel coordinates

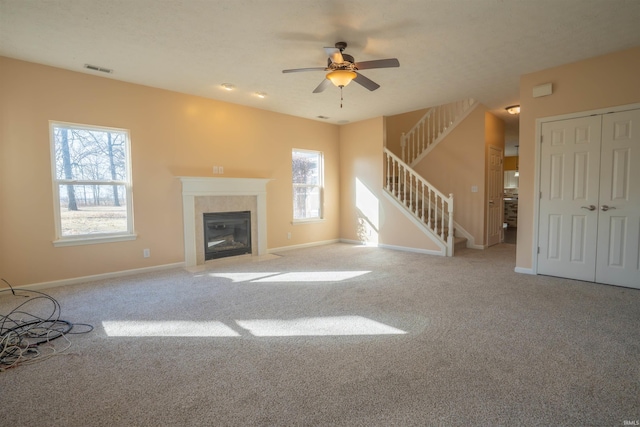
[353,72,380,91]
[312,78,331,93]
[355,58,400,70]
[324,47,344,64]
[283,67,326,73]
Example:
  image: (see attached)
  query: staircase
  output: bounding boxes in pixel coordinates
[384,98,477,256]
[402,98,477,166]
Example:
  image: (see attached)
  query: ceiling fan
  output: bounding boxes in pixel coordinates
[282,41,400,102]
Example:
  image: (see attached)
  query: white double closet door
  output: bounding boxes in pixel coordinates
[538,108,640,289]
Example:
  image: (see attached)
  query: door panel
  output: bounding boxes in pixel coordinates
[570,215,587,262]
[596,109,640,288]
[538,116,601,282]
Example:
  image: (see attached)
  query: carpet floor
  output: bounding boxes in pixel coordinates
[1,243,639,426]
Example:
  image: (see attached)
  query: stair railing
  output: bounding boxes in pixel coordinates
[401,98,476,165]
[384,147,454,256]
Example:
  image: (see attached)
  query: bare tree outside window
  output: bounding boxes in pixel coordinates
[51,122,133,239]
[292,149,323,220]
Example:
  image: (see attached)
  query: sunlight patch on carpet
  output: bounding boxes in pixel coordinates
[208,272,281,282]
[235,316,406,336]
[208,271,370,282]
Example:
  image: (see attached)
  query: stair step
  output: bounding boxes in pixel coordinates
[454,236,467,252]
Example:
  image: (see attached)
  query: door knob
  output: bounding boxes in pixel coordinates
[600,205,616,211]
[581,205,596,211]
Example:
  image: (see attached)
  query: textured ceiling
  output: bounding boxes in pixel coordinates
[1,0,640,155]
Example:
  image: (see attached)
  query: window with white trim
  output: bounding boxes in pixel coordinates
[50,122,134,245]
[292,149,323,221]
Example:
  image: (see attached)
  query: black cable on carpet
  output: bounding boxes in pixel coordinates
[0,278,93,371]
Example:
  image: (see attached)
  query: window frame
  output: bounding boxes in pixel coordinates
[49,121,136,246]
[292,148,324,223]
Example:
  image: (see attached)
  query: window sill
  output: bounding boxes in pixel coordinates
[53,233,137,247]
[292,218,325,225]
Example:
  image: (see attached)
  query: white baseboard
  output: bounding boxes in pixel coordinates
[514,266,535,275]
[378,243,445,256]
[268,239,341,254]
[11,262,185,292]
[340,239,445,256]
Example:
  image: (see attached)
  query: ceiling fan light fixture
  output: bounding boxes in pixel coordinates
[326,70,357,87]
[221,83,235,91]
[506,105,521,115]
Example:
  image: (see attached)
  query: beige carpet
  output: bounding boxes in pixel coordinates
[1,243,639,426]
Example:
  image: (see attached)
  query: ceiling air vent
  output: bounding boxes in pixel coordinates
[84,64,113,74]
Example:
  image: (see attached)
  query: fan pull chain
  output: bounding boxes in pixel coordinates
[340,86,344,108]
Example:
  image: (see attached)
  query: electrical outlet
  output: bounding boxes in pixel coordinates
[219,166,224,174]
[143,249,150,258]
[213,166,219,174]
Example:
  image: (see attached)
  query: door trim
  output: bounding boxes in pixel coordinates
[531,102,640,275]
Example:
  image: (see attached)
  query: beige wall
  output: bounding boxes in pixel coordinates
[517,46,640,271]
[0,57,340,286]
[339,118,441,252]
[384,107,429,156]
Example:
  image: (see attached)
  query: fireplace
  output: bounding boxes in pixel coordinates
[203,211,251,260]
[179,177,271,267]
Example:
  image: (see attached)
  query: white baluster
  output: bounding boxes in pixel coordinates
[386,153,390,191]
[402,167,407,203]
[440,199,446,240]
[391,158,396,196]
[421,184,425,222]
[401,133,406,163]
[426,187,431,228]
[394,160,399,197]
[448,193,454,254]
[408,173,412,211]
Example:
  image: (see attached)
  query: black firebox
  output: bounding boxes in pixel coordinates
[203,211,251,260]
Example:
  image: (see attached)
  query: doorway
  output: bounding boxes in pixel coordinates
[487,145,503,246]
[537,108,640,288]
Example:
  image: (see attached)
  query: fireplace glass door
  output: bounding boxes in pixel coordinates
[203,211,251,260]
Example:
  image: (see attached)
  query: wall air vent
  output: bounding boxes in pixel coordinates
[84,64,113,74]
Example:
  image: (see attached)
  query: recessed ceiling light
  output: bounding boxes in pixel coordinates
[255,92,267,98]
[221,83,235,91]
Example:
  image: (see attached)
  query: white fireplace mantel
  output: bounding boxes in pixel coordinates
[179,177,271,267]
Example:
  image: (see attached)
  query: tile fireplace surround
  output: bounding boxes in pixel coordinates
[179,177,271,267]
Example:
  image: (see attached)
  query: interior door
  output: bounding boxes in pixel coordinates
[487,145,503,246]
[595,109,640,288]
[538,109,640,288]
[538,116,602,282]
